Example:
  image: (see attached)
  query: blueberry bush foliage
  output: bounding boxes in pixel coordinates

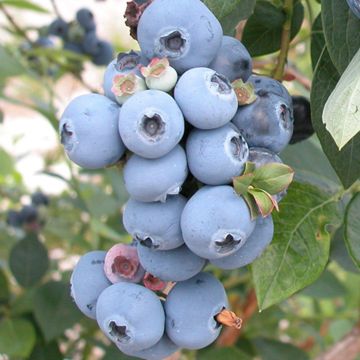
[0,0,359,359]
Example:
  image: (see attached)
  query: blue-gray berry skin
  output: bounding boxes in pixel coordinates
[137,243,206,282]
[211,215,274,269]
[165,272,228,349]
[347,0,360,18]
[186,124,249,185]
[249,75,292,105]
[175,67,238,129]
[119,90,184,158]
[123,195,186,250]
[76,8,96,32]
[232,93,294,153]
[181,186,255,260]
[92,41,114,66]
[96,282,165,352]
[209,36,252,82]
[123,145,188,202]
[82,31,99,55]
[137,0,223,74]
[60,94,125,169]
[70,251,111,319]
[64,42,83,54]
[103,51,148,102]
[48,18,68,38]
[249,147,286,202]
[119,333,179,360]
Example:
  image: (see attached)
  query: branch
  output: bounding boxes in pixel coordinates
[50,0,62,18]
[272,0,294,81]
[0,4,32,42]
[315,323,360,360]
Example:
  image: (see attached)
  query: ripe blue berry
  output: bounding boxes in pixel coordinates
[137,243,206,282]
[96,282,165,352]
[123,195,186,250]
[209,35,252,82]
[174,67,237,129]
[70,251,111,319]
[123,145,188,202]
[48,18,68,38]
[186,124,249,185]
[165,272,228,349]
[59,94,125,169]
[92,41,114,66]
[103,51,148,102]
[137,0,223,73]
[119,90,184,159]
[211,215,274,269]
[232,93,294,153]
[181,186,255,259]
[76,8,96,32]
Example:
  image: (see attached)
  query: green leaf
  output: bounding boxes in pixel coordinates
[0,318,36,357]
[198,347,252,360]
[11,287,36,315]
[321,0,360,74]
[242,0,304,57]
[310,14,325,71]
[34,281,82,341]
[233,173,255,195]
[0,46,26,83]
[29,341,62,360]
[9,233,49,288]
[204,0,256,35]
[311,46,360,188]
[248,187,278,217]
[300,269,346,298]
[252,163,294,195]
[322,48,360,150]
[253,338,309,360]
[251,182,341,310]
[344,192,360,268]
[90,219,126,242]
[0,0,49,13]
[0,148,14,177]
[0,267,9,304]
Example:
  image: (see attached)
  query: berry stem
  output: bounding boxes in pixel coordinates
[272,0,294,81]
[50,0,62,19]
[0,4,32,43]
[215,309,242,329]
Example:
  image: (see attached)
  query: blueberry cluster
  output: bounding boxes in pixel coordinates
[6,191,49,231]
[64,0,295,358]
[47,8,113,65]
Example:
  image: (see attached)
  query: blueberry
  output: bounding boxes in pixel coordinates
[181,186,255,259]
[174,67,238,129]
[347,0,360,18]
[35,37,54,48]
[104,243,145,284]
[82,31,100,55]
[103,51,148,102]
[186,123,249,185]
[123,145,188,202]
[211,215,274,269]
[137,243,206,282]
[248,75,292,105]
[119,90,184,158]
[64,42,83,54]
[48,18,68,38]
[123,195,186,250]
[232,93,294,153]
[119,333,179,360]
[76,8,96,32]
[59,94,125,169]
[208,35,252,82]
[92,41,114,66]
[137,0,223,73]
[165,272,228,349]
[96,282,165,352]
[19,205,38,224]
[31,191,49,207]
[6,210,23,228]
[290,96,314,144]
[70,251,111,319]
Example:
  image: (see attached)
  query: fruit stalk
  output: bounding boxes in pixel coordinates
[215,309,242,330]
[272,0,294,81]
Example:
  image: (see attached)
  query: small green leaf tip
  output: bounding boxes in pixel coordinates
[232,79,257,105]
[233,161,294,218]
